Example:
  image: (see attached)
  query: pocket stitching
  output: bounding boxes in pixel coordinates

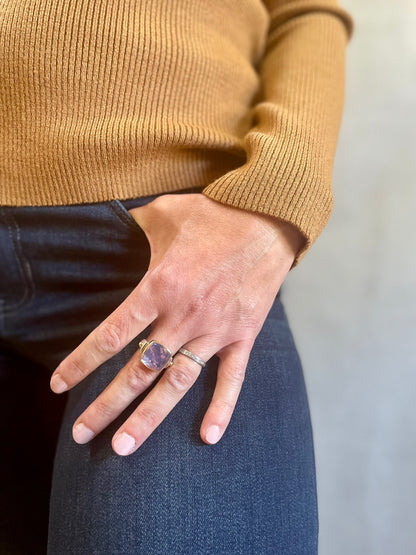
[108,199,145,235]
[0,208,36,313]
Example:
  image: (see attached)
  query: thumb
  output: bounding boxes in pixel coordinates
[127,204,178,271]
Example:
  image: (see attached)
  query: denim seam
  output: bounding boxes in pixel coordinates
[0,208,36,314]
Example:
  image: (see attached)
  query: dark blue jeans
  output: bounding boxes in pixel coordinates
[0,193,318,555]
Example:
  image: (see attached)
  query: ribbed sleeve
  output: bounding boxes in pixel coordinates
[202,1,354,268]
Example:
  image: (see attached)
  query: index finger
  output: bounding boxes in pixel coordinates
[50,284,156,393]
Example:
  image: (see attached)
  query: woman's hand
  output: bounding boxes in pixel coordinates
[50,193,305,455]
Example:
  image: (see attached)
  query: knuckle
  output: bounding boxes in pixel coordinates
[223,363,246,385]
[165,364,198,392]
[241,315,262,334]
[152,266,174,293]
[149,265,186,304]
[95,320,124,355]
[134,407,160,429]
[211,398,235,418]
[234,297,263,331]
[125,358,151,393]
[93,398,114,420]
[184,293,208,317]
[237,309,262,334]
[61,355,85,382]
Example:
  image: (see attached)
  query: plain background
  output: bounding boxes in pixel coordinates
[283,1,416,554]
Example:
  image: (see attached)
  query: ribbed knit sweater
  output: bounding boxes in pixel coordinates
[0,0,354,267]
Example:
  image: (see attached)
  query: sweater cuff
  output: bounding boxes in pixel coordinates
[201,2,354,270]
[201,105,334,270]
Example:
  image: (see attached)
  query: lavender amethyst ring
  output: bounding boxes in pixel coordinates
[138,339,174,372]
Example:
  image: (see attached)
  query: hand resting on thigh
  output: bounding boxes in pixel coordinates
[49,193,305,456]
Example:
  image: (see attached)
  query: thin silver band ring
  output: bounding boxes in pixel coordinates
[177,347,206,368]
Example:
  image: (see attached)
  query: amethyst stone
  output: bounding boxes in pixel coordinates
[141,340,172,371]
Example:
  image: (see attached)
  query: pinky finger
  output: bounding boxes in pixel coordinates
[200,340,253,445]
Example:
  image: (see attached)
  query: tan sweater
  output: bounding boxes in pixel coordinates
[0,0,354,267]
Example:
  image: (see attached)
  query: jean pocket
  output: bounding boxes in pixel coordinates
[108,198,149,236]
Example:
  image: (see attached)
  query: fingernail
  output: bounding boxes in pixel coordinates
[50,373,68,393]
[205,425,221,444]
[114,432,136,456]
[73,423,95,444]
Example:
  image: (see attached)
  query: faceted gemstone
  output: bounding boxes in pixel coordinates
[141,341,172,371]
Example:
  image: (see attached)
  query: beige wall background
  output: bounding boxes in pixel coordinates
[282,1,416,553]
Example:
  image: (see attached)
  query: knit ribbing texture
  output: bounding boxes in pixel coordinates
[0,0,354,267]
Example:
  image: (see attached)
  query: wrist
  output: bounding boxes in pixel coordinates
[198,194,305,260]
[194,194,305,262]
[249,212,306,261]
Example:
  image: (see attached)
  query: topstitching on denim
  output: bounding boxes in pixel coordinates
[0,207,35,315]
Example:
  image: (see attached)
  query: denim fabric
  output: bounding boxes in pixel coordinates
[0,193,318,555]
